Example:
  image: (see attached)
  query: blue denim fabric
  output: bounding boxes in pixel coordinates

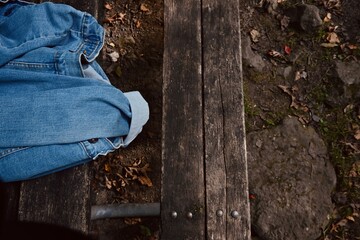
[0,1,149,182]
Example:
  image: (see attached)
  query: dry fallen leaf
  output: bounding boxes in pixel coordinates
[140,3,149,12]
[104,3,112,10]
[138,163,153,187]
[278,85,309,112]
[327,32,340,44]
[119,13,126,22]
[355,130,360,140]
[104,163,111,172]
[284,45,291,55]
[344,104,354,113]
[321,43,338,48]
[294,70,307,81]
[268,50,287,62]
[324,0,341,9]
[136,20,141,28]
[124,218,142,225]
[330,218,348,233]
[105,176,112,189]
[250,29,261,43]
[108,51,120,62]
[104,17,115,24]
[323,12,332,22]
[138,175,153,187]
[328,25,338,32]
[348,44,358,50]
[280,15,290,31]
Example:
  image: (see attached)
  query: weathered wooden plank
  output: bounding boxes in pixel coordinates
[0,182,20,225]
[161,0,205,238]
[202,0,251,239]
[16,0,100,234]
[18,165,91,233]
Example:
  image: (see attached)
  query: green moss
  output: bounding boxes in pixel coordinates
[248,71,272,84]
[263,111,287,127]
[317,111,357,194]
[244,97,260,118]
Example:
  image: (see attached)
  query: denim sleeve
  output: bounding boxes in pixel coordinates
[0,91,149,182]
[0,138,113,182]
[0,1,150,182]
[123,92,150,146]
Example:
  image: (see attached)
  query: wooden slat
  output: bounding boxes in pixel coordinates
[18,166,91,233]
[0,182,20,224]
[162,0,250,238]
[161,0,205,238]
[16,0,100,234]
[202,1,250,239]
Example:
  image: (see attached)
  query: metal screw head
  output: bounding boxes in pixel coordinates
[216,210,224,217]
[186,212,193,219]
[171,211,178,219]
[231,210,240,219]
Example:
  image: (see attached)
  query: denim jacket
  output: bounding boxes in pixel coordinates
[0,1,149,181]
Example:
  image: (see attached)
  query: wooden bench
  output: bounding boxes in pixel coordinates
[1,0,250,238]
[161,0,251,239]
[0,0,99,235]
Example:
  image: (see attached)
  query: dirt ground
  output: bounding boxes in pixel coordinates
[90,0,359,239]
[241,0,360,239]
[90,0,163,239]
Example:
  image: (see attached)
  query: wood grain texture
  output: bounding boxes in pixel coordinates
[15,0,100,234]
[19,165,91,233]
[0,182,20,224]
[162,0,250,238]
[202,0,250,239]
[161,0,205,238]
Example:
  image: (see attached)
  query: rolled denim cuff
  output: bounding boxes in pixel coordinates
[0,0,34,4]
[123,91,149,147]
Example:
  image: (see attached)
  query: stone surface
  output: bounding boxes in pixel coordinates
[247,117,336,240]
[335,60,360,98]
[286,4,322,32]
[242,36,266,72]
[259,0,278,15]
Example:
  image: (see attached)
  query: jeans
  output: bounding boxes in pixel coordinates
[0,1,149,181]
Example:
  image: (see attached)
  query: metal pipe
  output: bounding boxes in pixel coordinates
[91,202,160,220]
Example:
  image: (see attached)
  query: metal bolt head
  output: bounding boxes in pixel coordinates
[216,210,224,217]
[186,212,193,219]
[231,210,240,219]
[171,211,178,219]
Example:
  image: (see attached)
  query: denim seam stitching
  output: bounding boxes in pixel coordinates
[92,148,116,160]
[0,146,30,159]
[79,141,92,159]
[7,61,54,68]
[1,33,69,50]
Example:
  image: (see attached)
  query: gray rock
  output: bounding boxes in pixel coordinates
[260,0,278,15]
[247,117,336,240]
[335,60,360,98]
[300,5,323,32]
[282,66,293,80]
[242,36,266,72]
[285,4,322,32]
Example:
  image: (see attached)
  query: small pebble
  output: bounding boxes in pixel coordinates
[108,51,120,62]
